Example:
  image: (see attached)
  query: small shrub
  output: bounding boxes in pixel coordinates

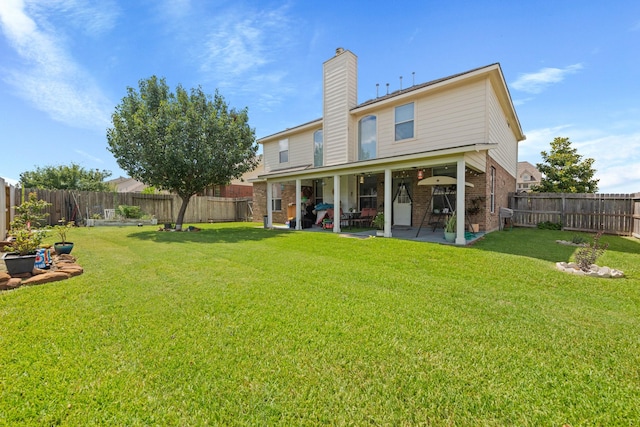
[117,205,143,219]
[571,234,588,245]
[574,231,609,272]
[537,221,562,230]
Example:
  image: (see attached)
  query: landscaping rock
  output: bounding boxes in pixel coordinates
[556,261,624,278]
[0,278,23,290]
[0,271,10,282]
[55,264,84,277]
[556,240,588,247]
[22,271,71,286]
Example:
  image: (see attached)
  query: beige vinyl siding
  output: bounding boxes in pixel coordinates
[262,129,316,172]
[288,129,315,167]
[373,81,487,159]
[487,81,518,177]
[323,51,357,166]
[464,150,488,172]
[262,140,280,173]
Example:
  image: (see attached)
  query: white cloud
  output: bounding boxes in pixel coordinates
[200,6,291,79]
[0,0,114,129]
[75,149,104,163]
[511,64,583,94]
[196,4,296,109]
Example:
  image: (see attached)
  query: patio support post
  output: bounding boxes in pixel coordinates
[333,174,341,232]
[266,180,273,228]
[456,159,466,245]
[384,168,392,237]
[295,179,302,230]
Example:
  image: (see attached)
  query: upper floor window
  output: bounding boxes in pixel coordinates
[279,139,289,163]
[313,130,323,167]
[395,102,414,141]
[358,115,377,160]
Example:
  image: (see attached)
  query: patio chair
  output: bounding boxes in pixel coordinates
[352,208,376,227]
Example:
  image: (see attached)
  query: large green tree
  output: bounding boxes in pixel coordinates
[20,163,112,191]
[533,137,599,193]
[107,76,258,230]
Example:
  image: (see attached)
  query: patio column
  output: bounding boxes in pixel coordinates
[295,178,302,230]
[266,181,273,228]
[333,174,341,232]
[384,168,392,237]
[456,159,466,245]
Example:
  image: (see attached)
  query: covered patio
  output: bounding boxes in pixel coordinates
[259,151,490,245]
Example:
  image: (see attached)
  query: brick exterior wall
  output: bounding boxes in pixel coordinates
[252,181,297,225]
[485,156,516,232]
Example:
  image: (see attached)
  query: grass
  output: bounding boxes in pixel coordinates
[1,224,639,425]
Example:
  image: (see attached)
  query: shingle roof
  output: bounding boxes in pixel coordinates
[355,63,500,109]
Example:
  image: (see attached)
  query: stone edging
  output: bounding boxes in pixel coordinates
[0,253,83,290]
[556,262,624,278]
[555,240,588,247]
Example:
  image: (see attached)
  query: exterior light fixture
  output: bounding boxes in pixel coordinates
[417,169,424,180]
[359,175,364,184]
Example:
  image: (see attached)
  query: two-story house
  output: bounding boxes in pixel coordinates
[253,48,525,244]
[517,161,542,193]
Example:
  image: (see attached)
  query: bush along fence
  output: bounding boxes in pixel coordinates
[508,192,639,236]
[11,188,253,226]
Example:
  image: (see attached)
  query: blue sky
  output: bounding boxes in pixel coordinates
[1,0,639,193]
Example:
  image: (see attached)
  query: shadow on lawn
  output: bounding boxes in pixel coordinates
[126,225,288,244]
[472,228,640,263]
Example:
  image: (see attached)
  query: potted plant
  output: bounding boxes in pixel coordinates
[372,211,385,236]
[466,196,484,233]
[444,212,456,242]
[2,193,50,275]
[3,226,49,275]
[53,219,75,254]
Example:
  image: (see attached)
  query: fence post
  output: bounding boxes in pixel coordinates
[561,193,565,230]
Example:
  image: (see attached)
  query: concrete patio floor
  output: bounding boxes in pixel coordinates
[273,223,485,245]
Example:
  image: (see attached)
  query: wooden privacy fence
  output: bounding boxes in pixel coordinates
[12,188,253,226]
[508,192,639,236]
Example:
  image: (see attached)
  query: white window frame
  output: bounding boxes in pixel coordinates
[394,102,414,141]
[313,130,323,167]
[272,183,282,211]
[358,115,377,161]
[279,139,289,164]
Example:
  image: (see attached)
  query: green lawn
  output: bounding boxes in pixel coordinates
[1,224,639,425]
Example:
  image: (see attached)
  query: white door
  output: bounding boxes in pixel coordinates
[393,182,412,226]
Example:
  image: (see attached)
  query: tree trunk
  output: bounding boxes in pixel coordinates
[175,194,192,231]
